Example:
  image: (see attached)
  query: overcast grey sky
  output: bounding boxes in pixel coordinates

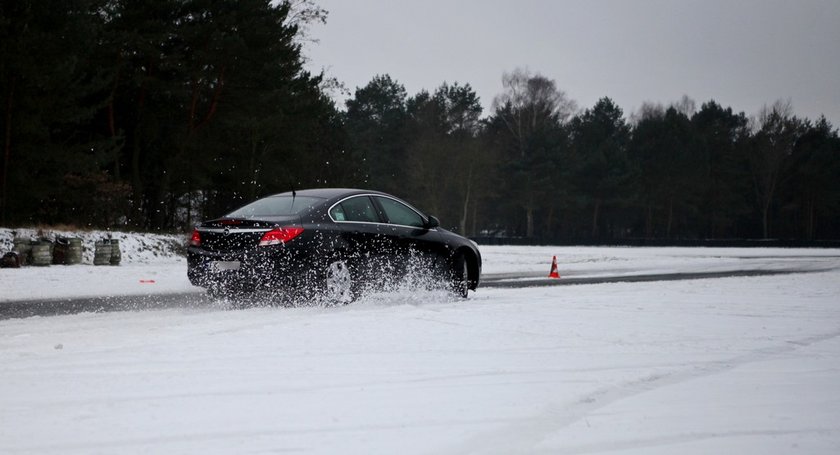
[305,0,840,125]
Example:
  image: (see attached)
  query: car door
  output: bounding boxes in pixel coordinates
[328,195,389,278]
[372,195,444,274]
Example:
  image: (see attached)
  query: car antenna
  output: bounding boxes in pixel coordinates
[286,172,297,206]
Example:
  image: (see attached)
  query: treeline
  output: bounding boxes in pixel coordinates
[2,2,839,241]
[344,74,840,241]
[1,0,342,229]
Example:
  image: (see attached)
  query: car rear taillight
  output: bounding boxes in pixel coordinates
[259,227,304,246]
[190,229,201,246]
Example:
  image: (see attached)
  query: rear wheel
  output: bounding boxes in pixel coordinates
[450,253,469,298]
[324,259,355,305]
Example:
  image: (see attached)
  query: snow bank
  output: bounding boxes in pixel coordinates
[1,227,195,302]
[0,227,187,265]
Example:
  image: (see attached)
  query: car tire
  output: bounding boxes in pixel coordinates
[451,253,469,299]
[323,259,355,305]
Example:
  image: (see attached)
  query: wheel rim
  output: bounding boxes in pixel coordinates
[461,259,469,296]
[461,259,469,282]
[325,260,353,303]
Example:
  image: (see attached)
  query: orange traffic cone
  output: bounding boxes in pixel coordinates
[548,256,560,279]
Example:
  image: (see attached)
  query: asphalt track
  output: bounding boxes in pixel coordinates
[1,267,834,320]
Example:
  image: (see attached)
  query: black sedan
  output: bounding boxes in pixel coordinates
[187,188,481,303]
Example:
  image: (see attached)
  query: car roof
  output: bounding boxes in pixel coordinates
[269,188,389,200]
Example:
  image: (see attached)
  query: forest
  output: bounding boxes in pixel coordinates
[2,1,839,242]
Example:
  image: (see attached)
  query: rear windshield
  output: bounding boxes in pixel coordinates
[225,196,324,218]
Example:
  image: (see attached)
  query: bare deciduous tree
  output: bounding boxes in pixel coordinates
[490,68,577,237]
[748,99,804,238]
[492,68,577,158]
[286,0,328,44]
[672,95,696,118]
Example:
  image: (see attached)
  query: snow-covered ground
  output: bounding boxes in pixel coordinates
[2,231,840,453]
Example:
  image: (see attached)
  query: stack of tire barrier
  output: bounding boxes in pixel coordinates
[30,241,52,266]
[53,237,83,265]
[94,239,121,266]
[2,236,86,268]
[1,251,21,268]
[11,237,32,266]
[5,237,53,266]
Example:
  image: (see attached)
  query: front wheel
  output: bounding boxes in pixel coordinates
[324,259,355,305]
[450,253,469,298]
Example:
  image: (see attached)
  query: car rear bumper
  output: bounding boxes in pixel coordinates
[187,245,317,292]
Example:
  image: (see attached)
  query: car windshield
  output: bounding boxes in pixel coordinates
[225,196,323,218]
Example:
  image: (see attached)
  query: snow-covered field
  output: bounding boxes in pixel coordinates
[2,233,840,453]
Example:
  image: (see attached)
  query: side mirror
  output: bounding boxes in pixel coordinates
[425,215,440,229]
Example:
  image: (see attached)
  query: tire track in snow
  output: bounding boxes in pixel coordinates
[436,329,840,455]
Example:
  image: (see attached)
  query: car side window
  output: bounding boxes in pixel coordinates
[376,197,425,228]
[337,196,380,223]
[329,204,347,221]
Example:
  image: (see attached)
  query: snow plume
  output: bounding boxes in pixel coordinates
[345,251,461,307]
[218,252,459,309]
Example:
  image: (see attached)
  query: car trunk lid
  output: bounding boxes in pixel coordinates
[196,216,300,252]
